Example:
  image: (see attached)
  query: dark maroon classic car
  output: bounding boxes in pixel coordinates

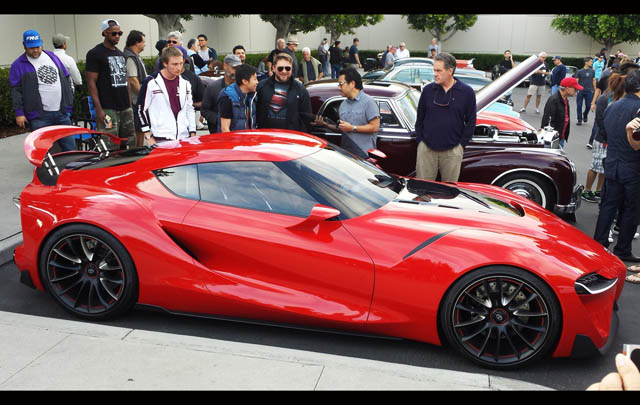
[305,57,582,214]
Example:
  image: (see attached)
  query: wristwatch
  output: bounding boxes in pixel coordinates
[144,133,152,140]
[353,126,358,133]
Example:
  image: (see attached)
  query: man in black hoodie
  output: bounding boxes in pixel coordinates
[256,52,311,132]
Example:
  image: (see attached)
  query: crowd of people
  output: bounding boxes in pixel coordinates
[8,20,426,160]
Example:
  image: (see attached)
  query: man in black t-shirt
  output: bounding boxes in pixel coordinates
[85,19,135,149]
[266,38,286,77]
[498,50,515,75]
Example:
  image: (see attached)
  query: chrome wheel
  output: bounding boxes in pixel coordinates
[440,267,561,369]
[501,178,547,207]
[41,225,138,320]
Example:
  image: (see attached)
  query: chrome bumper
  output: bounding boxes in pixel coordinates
[556,184,584,214]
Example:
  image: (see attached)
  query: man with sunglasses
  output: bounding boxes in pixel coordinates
[85,19,135,149]
[415,52,476,182]
[256,52,311,132]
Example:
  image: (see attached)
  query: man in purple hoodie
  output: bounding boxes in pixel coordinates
[10,29,76,151]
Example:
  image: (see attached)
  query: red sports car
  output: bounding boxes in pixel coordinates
[14,126,625,369]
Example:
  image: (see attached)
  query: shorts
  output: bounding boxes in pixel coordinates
[527,84,544,96]
[96,108,135,149]
[589,140,607,174]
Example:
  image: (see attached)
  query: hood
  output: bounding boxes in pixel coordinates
[476,55,544,114]
[477,111,537,132]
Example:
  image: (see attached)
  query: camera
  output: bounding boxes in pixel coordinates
[623,344,640,368]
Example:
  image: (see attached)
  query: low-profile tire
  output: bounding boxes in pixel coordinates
[495,172,556,211]
[39,224,138,321]
[439,266,562,369]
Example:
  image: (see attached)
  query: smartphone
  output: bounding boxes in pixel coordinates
[632,109,640,141]
[623,344,640,368]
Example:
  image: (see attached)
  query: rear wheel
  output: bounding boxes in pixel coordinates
[39,224,138,320]
[439,266,562,369]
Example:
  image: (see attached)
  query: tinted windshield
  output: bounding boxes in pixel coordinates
[277,145,400,219]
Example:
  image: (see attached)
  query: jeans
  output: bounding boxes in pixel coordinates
[331,64,341,79]
[594,167,640,256]
[29,111,76,152]
[576,90,594,122]
[589,121,598,145]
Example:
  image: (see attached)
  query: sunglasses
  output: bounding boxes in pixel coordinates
[276,66,292,72]
[167,40,178,44]
[110,31,124,37]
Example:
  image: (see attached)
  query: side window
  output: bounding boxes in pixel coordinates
[154,165,200,200]
[198,161,319,217]
[378,101,401,128]
[321,99,343,123]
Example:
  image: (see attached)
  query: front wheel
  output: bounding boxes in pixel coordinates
[439,266,562,369]
[495,172,556,211]
[39,224,139,321]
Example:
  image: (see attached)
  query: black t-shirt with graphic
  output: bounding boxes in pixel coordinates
[85,43,131,110]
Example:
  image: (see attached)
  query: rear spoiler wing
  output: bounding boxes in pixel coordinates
[24,125,124,169]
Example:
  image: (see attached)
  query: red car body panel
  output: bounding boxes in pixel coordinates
[14,127,625,362]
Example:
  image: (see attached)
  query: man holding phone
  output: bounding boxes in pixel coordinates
[498,50,515,76]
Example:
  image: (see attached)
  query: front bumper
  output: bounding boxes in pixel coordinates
[556,184,584,214]
[570,303,619,358]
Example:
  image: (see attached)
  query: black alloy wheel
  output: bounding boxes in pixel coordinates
[40,224,138,320]
[440,266,562,369]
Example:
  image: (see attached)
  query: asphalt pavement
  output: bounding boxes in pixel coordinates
[1,85,637,390]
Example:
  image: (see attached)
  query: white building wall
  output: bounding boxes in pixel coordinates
[1,14,637,67]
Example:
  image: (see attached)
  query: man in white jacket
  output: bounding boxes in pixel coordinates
[137,46,196,145]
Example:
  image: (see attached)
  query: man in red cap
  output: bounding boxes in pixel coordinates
[541,76,582,148]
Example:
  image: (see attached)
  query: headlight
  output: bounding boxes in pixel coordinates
[575,273,618,295]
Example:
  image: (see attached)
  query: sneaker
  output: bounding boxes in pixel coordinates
[609,230,614,243]
[584,117,588,123]
[536,109,540,114]
[581,190,597,203]
[594,191,601,200]
[519,108,526,113]
[576,121,582,126]
[586,143,593,149]
[612,225,640,239]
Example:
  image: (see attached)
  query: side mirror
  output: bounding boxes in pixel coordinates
[367,149,387,160]
[287,204,340,232]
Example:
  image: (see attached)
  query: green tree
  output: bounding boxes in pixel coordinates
[260,15,316,47]
[403,14,478,49]
[296,15,384,45]
[144,14,237,40]
[551,15,640,52]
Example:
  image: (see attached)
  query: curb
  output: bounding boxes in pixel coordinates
[0,233,21,266]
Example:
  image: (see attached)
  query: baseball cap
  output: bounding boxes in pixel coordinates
[620,61,640,73]
[552,55,562,61]
[101,19,120,32]
[23,30,43,48]
[224,54,242,67]
[560,77,583,90]
[52,33,69,47]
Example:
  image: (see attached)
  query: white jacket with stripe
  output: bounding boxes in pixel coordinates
[137,71,196,140]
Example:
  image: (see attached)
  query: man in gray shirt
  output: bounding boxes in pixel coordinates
[337,67,380,157]
[574,57,596,125]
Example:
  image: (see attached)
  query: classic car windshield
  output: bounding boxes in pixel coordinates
[277,145,400,220]
[396,89,420,128]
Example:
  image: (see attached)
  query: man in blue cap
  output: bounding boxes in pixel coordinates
[9,29,76,151]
